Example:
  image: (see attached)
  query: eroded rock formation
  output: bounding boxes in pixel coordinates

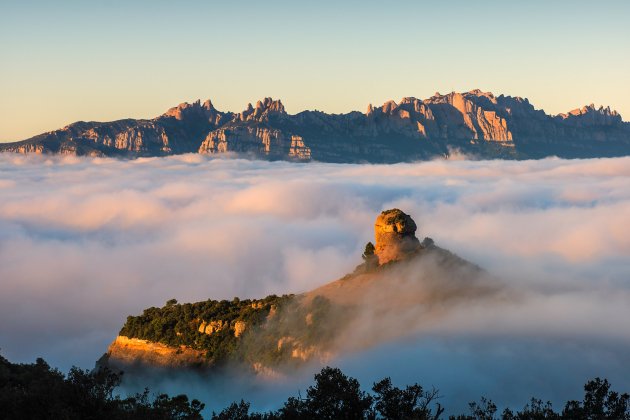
[106,336,208,369]
[3,90,628,161]
[374,209,421,264]
[198,320,226,335]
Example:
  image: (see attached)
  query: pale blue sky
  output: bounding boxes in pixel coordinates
[1,0,629,141]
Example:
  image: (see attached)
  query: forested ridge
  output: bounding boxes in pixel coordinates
[118,294,346,366]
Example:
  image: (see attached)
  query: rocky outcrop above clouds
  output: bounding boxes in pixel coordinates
[102,209,492,374]
[3,90,628,161]
[374,209,421,264]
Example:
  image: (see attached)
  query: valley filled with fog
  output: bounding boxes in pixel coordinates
[1,154,629,412]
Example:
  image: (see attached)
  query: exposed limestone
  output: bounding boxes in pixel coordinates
[556,104,622,127]
[5,91,627,162]
[198,320,226,335]
[233,320,247,337]
[374,209,421,264]
[206,321,226,334]
[376,91,513,142]
[252,362,285,379]
[276,336,331,362]
[238,97,286,122]
[199,127,284,155]
[12,144,45,154]
[199,127,311,161]
[163,99,223,124]
[106,336,208,369]
[288,135,311,160]
[113,125,171,153]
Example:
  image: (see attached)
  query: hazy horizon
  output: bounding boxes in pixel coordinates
[2,0,629,142]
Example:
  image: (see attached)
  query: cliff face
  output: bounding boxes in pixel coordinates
[366,91,513,143]
[5,91,628,161]
[105,336,209,369]
[374,209,421,264]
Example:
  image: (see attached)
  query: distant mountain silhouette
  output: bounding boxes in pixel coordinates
[2,90,629,161]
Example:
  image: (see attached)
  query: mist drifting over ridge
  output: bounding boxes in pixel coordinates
[1,154,629,413]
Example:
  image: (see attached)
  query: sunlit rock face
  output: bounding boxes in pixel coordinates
[2,90,628,161]
[374,209,421,264]
[105,336,208,369]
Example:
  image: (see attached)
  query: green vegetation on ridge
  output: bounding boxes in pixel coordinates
[118,294,349,366]
[119,295,293,363]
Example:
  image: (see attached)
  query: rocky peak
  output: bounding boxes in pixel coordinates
[568,104,619,117]
[398,97,427,114]
[239,97,286,122]
[262,97,286,113]
[467,89,496,99]
[163,99,221,122]
[381,100,398,114]
[202,99,215,111]
[424,90,499,107]
[374,209,421,264]
[557,104,622,126]
[163,101,194,120]
[399,97,417,105]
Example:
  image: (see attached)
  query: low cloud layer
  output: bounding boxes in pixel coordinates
[1,154,629,412]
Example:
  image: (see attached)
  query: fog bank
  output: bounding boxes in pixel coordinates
[0,154,629,412]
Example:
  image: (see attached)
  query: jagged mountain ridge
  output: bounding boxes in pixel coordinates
[3,90,629,161]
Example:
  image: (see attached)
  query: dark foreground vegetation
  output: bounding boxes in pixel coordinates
[0,353,204,419]
[212,367,630,420]
[1,353,628,419]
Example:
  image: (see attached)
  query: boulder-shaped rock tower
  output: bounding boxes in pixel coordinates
[374,209,421,264]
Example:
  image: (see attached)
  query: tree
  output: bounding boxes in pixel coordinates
[362,242,376,260]
[501,398,559,420]
[362,242,378,270]
[372,377,444,420]
[301,367,373,419]
[562,377,630,419]
[0,353,204,419]
[450,397,497,420]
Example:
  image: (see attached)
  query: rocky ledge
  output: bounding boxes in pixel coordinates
[103,336,208,370]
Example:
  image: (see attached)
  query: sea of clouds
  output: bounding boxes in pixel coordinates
[1,153,629,413]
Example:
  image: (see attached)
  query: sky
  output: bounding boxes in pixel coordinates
[1,0,630,142]
[0,154,629,413]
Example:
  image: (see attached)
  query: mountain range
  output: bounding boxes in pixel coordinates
[2,90,629,161]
